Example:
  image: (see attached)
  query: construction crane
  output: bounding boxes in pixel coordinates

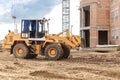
[62,0,70,36]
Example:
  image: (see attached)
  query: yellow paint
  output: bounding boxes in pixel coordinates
[2,29,81,55]
[48,48,57,57]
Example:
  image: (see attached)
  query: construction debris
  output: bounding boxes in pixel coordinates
[94,45,120,52]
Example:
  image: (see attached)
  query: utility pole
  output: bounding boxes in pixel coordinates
[62,0,70,36]
[12,0,18,33]
[12,16,18,33]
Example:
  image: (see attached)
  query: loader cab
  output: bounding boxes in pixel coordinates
[21,18,48,40]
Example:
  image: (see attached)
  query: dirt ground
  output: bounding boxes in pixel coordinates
[0,50,120,80]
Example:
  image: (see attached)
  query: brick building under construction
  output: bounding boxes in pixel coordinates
[80,0,120,48]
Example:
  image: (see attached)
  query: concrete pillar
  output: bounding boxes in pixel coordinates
[90,3,98,47]
[90,28,98,47]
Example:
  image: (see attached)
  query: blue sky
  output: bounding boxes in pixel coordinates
[0,0,61,23]
[0,0,80,40]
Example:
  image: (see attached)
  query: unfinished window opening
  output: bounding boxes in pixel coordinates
[83,6,90,27]
[98,31,108,45]
[111,29,119,40]
[110,9,119,22]
[84,30,90,47]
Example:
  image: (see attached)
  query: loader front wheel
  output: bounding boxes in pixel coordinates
[61,44,70,58]
[13,43,29,59]
[45,44,62,60]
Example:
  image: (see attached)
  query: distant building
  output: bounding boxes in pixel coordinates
[80,0,120,48]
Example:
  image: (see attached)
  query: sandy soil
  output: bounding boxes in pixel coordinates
[0,50,120,80]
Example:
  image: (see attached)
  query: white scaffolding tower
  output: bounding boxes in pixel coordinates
[62,0,70,36]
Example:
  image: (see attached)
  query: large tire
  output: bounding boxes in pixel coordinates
[13,43,29,59]
[45,44,63,60]
[61,44,70,58]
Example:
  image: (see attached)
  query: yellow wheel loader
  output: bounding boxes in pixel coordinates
[2,18,81,60]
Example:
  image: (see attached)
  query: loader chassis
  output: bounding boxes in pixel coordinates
[2,18,81,60]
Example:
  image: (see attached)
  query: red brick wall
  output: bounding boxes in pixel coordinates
[96,1,110,29]
[90,3,98,47]
[80,0,120,46]
[80,0,110,47]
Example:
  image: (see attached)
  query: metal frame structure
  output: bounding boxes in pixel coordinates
[62,0,70,36]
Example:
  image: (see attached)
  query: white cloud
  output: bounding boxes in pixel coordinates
[0,4,10,16]
[0,23,14,39]
[45,4,62,34]
[45,0,80,35]
[0,22,21,40]
[70,0,80,35]
[0,0,80,40]
[15,0,32,4]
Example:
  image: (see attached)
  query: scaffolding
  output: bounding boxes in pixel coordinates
[62,0,70,36]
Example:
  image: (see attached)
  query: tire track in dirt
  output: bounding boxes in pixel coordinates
[64,56,120,65]
[5,65,16,70]
[0,69,7,72]
[68,67,120,79]
[29,70,81,80]
[0,65,16,72]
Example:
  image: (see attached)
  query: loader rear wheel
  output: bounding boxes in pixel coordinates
[45,44,63,60]
[61,44,70,58]
[13,43,29,59]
